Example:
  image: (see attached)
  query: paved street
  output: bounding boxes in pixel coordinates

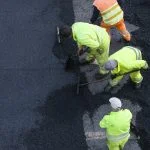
[0,0,150,150]
[0,0,77,149]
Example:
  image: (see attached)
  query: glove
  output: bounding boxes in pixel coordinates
[78,49,84,56]
[142,62,149,69]
[78,47,89,56]
[97,48,104,55]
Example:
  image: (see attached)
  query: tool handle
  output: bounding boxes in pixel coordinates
[112,68,148,79]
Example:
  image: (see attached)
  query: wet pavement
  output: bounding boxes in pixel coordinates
[0,0,150,150]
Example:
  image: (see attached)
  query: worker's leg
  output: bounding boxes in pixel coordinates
[119,136,130,150]
[101,21,111,38]
[116,19,131,41]
[107,136,129,150]
[130,71,143,84]
[109,75,124,87]
[107,140,120,150]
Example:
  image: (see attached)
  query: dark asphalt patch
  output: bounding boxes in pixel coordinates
[23,1,150,150]
[23,84,113,150]
[0,0,149,149]
[23,85,89,150]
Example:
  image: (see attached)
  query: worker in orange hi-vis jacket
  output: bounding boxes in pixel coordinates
[90,0,131,42]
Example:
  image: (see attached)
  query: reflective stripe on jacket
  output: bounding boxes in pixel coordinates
[106,132,130,142]
[125,46,142,60]
[93,0,123,25]
[109,46,146,75]
[100,109,132,139]
[72,22,109,50]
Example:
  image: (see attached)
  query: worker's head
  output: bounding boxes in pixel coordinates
[104,60,118,71]
[109,97,122,111]
[59,25,72,38]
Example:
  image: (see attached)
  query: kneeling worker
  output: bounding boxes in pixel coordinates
[100,97,132,150]
[60,22,110,78]
[104,46,148,89]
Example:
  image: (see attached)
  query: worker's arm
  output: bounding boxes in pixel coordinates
[109,75,124,87]
[129,60,149,70]
[99,115,110,128]
[90,6,100,24]
[124,109,132,120]
[77,36,100,50]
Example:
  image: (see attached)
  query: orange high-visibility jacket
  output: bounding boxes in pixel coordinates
[93,0,123,25]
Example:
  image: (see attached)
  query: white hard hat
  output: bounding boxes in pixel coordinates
[104,60,118,70]
[109,97,122,109]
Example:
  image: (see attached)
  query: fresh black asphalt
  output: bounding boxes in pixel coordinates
[0,0,150,150]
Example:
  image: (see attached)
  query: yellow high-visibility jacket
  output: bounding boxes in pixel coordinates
[100,109,132,136]
[109,46,147,75]
[72,22,109,52]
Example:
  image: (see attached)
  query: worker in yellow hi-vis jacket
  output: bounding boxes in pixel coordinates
[104,46,149,89]
[100,97,132,150]
[59,22,110,79]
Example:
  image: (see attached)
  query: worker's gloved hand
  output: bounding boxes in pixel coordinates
[78,49,84,56]
[77,47,85,56]
[142,62,149,69]
[78,47,89,56]
[97,48,104,55]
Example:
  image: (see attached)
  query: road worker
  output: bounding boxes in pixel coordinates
[59,22,110,78]
[100,97,132,150]
[104,46,148,89]
[90,0,131,42]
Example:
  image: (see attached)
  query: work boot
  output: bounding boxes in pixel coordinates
[119,38,130,44]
